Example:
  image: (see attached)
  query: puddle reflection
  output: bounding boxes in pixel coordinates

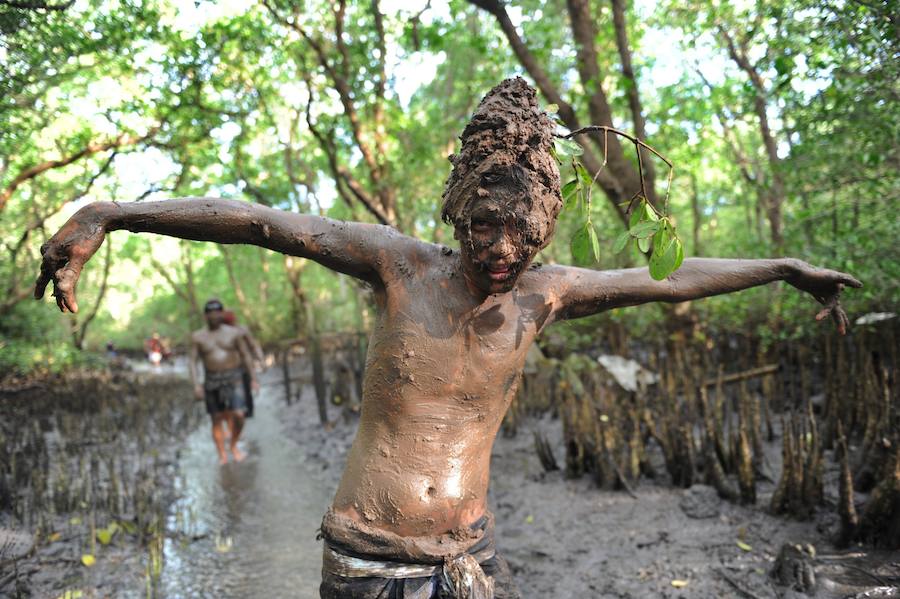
[161,389,330,598]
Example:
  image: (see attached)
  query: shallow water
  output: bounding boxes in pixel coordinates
[160,380,332,598]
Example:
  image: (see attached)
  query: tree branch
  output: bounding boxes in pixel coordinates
[610,0,657,195]
[0,130,154,214]
[71,241,111,349]
[718,25,785,247]
[263,0,397,224]
[303,84,394,226]
[0,0,75,10]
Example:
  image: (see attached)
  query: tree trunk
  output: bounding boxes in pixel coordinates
[70,241,112,350]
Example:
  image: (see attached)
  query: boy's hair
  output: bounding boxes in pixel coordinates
[441,77,562,248]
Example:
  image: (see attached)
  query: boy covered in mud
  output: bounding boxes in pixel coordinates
[190,299,258,464]
[35,78,859,598]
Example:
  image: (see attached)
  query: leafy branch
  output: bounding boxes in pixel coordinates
[552,122,683,280]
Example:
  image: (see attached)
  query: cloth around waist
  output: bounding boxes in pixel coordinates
[319,509,495,566]
[203,366,244,390]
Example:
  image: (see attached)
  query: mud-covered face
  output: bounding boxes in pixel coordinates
[441,78,562,284]
[455,195,547,295]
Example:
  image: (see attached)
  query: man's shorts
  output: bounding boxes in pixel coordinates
[203,368,247,415]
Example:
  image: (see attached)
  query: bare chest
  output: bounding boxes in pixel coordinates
[195,328,241,360]
[364,281,553,403]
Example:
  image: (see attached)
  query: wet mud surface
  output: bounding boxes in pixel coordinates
[5,361,897,597]
[286,374,899,598]
[0,366,200,598]
[159,368,331,598]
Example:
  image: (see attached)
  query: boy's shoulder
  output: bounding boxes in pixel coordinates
[519,262,567,285]
[388,237,455,273]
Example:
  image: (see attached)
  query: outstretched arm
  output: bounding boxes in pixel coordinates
[552,257,862,333]
[34,198,409,312]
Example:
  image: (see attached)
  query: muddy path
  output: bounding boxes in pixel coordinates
[159,366,331,598]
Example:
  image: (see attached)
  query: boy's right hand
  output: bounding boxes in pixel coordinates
[194,385,204,401]
[34,202,113,313]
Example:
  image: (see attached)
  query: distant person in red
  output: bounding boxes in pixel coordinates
[222,310,264,418]
[144,332,164,367]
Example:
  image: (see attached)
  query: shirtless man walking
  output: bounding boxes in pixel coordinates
[190,298,258,464]
[34,78,859,597]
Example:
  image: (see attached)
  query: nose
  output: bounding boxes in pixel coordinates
[490,232,515,258]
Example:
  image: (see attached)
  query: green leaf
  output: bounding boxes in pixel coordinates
[652,227,668,255]
[554,138,584,157]
[613,231,630,253]
[117,520,137,535]
[629,199,645,229]
[571,223,595,265]
[649,237,678,280]
[562,179,579,210]
[629,220,660,239]
[774,56,792,78]
[643,201,659,222]
[638,235,651,253]
[575,161,593,188]
[545,103,559,114]
[736,540,753,552]
[549,144,561,165]
[588,223,600,261]
[81,554,96,567]
[96,523,118,545]
[673,238,685,270]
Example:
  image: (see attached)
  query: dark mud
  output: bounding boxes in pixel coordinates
[5,356,897,597]
[441,76,561,247]
[286,365,899,598]
[0,366,200,598]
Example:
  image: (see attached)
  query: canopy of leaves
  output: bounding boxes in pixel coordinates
[1,0,896,373]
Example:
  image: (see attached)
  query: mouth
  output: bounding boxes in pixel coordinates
[485,263,515,282]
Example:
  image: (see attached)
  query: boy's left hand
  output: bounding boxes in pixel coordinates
[784,259,862,335]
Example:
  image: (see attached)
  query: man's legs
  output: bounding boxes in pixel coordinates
[211,413,229,464]
[226,410,246,462]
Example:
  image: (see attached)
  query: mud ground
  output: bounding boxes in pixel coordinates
[288,387,891,598]
[6,363,895,598]
[0,366,198,598]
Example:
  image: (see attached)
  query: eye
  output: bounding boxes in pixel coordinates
[481,171,504,185]
[471,219,493,232]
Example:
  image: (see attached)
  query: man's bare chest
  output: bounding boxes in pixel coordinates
[196,330,239,356]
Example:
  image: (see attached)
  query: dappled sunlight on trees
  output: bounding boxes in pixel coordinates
[1,0,896,373]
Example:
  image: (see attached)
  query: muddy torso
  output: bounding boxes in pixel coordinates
[331,243,557,537]
[192,325,244,374]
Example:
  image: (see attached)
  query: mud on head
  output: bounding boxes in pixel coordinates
[441,77,562,253]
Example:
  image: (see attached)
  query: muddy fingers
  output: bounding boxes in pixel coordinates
[54,262,85,313]
[814,289,850,335]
